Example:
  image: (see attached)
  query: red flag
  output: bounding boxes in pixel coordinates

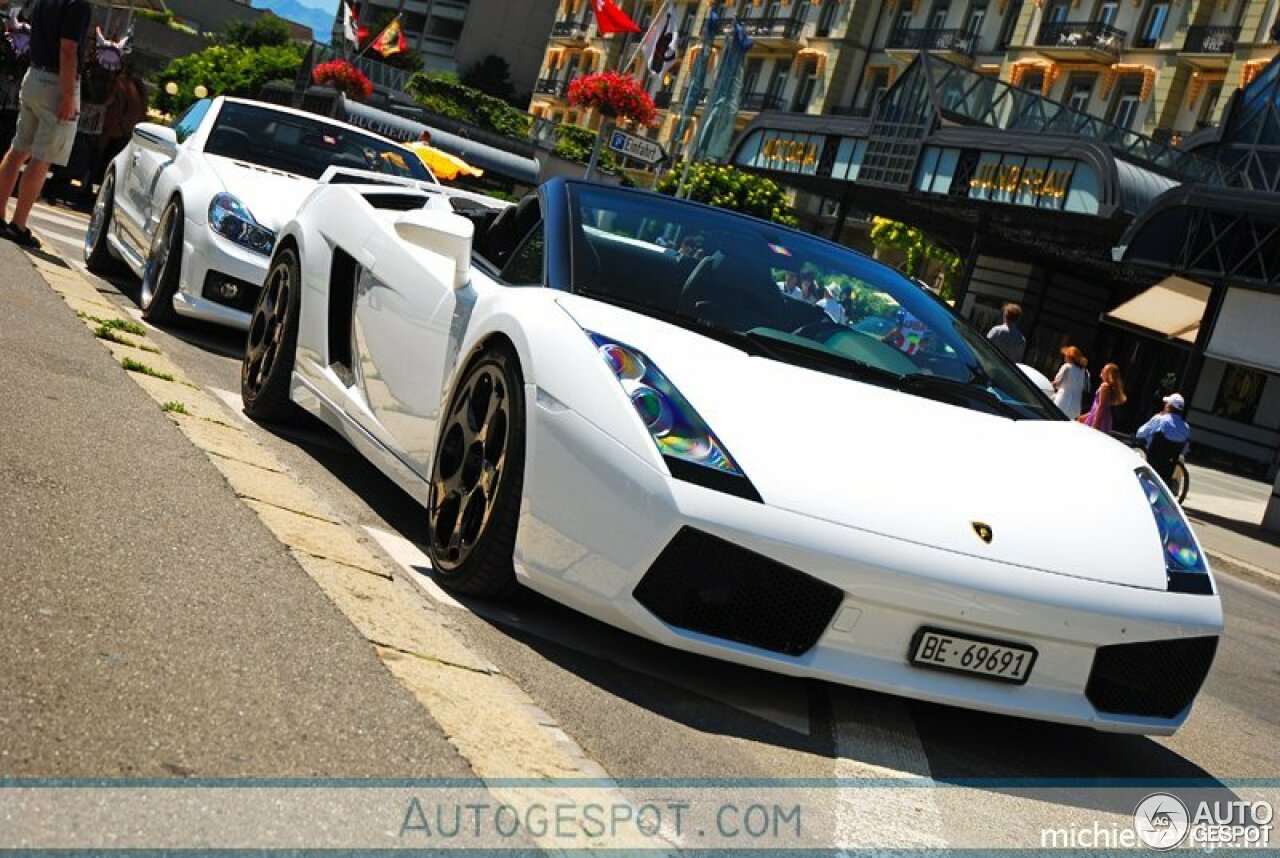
[592,0,640,34]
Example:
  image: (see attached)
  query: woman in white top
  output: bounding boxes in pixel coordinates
[1052,345,1089,419]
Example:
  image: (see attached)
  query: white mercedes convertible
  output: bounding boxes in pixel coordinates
[84,96,434,328]
[240,177,1222,735]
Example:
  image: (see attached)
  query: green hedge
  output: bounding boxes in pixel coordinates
[406,72,532,140]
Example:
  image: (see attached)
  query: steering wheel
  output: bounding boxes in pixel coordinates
[677,252,721,316]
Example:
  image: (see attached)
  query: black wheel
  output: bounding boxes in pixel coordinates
[140,198,183,324]
[84,169,121,274]
[241,247,302,424]
[1172,462,1190,504]
[427,347,525,598]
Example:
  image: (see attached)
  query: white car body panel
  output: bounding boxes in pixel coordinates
[97,96,435,331]
[266,180,1223,735]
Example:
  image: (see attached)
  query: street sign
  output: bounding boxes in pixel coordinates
[608,129,666,165]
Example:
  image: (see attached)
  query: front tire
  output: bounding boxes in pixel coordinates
[140,198,183,324]
[84,170,121,274]
[427,347,525,598]
[241,247,302,424]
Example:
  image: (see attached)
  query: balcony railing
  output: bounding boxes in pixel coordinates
[1183,24,1239,53]
[888,27,981,57]
[733,13,807,41]
[742,92,787,111]
[534,77,569,97]
[551,20,589,39]
[1036,21,1127,58]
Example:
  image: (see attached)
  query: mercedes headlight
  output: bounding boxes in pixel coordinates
[209,193,276,256]
[1136,466,1211,595]
[590,333,759,501]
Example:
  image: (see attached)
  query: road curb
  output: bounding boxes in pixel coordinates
[1206,549,1280,593]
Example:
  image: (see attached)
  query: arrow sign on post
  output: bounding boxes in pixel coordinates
[608,129,666,165]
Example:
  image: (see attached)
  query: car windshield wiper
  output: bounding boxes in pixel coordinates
[896,373,1023,419]
[741,329,902,387]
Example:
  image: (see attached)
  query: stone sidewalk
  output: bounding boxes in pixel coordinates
[1183,462,1280,587]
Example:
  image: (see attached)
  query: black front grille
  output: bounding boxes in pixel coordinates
[633,528,843,657]
[1086,636,1218,719]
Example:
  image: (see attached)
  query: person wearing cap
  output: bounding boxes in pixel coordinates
[1136,393,1191,486]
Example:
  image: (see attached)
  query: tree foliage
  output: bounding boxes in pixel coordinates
[154,42,306,115]
[868,217,962,298]
[461,55,516,104]
[221,15,293,48]
[655,162,798,226]
[405,71,532,140]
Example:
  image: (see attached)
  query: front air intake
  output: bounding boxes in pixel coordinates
[1086,636,1218,719]
[633,528,843,657]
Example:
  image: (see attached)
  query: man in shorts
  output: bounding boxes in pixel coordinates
[0,0,91,249]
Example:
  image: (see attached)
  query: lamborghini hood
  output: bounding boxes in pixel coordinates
[559,296,1177,592]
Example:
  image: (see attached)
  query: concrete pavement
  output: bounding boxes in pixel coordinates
[0,241,475,778]
[1182,462,1280,587]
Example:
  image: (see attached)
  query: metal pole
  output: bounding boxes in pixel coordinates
[586,117,612,181]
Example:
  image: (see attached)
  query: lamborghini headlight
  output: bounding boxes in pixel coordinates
[590,333,759,501]
[1137,466,1211,594]
[209,193,276,256]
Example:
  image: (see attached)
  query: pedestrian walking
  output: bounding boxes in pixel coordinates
[1051,345,1090,419]
[1079,362,1127,432]
[987,302,1027,363]
[0,0,91,249]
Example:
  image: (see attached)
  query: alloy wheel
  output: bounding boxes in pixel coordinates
[429,364,510,571]
[140,209,175,309]
[243,258,292,399]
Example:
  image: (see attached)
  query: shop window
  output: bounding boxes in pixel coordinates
[1107,78,1143,129]
[1197,83,1224,127]
[1213,365,1268,424]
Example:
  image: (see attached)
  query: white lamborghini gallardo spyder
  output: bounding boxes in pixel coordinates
[240,177,1222,735]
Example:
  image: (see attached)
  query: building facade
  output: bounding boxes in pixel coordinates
[530,0,1277,160]
[338,0,558,97]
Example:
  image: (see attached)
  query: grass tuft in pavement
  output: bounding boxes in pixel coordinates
[95,324,160,353]
[161,401,189,415]
[121,357,174,382]
[77,311,147,337]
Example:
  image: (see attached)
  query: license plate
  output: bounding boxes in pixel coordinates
[909,627,1037,685]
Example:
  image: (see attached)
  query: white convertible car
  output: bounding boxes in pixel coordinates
[241,177,1222,735]
[84,96,434,328]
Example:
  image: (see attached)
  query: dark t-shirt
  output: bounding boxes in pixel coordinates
[28,0,92,71]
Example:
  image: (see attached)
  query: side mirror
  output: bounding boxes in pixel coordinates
[394,208,474,290]
[132,122,178,158]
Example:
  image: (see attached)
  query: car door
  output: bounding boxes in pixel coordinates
[348,225,464,478]
[118,99,210,252]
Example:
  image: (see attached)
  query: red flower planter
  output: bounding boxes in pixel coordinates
[312,59,374,101]
[567,71,657,127]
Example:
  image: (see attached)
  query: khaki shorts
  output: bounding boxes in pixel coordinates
[12,69,80,167]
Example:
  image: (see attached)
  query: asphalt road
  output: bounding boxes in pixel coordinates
[18,202,1280,847]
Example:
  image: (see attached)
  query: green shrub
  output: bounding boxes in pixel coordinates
[154,43,306,114]
[656,161,798,226]
[406,72,532,140]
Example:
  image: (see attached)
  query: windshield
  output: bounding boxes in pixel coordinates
[203,101,432,183]
[567,184,1060,420]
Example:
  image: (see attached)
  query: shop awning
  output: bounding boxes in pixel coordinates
[1103,276,1210,344]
